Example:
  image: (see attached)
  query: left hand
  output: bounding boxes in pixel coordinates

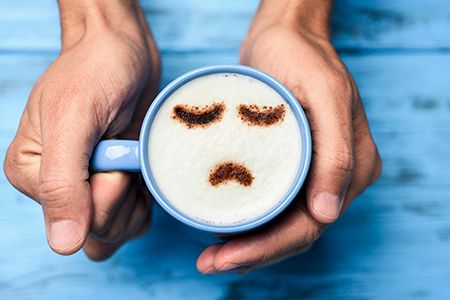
[4,0,160,260]
[196,3,381,274]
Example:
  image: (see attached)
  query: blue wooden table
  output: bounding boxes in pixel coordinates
[1,1,450,299]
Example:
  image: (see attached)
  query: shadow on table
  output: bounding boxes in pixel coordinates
[113,188,383,299]
[220,196,383,299]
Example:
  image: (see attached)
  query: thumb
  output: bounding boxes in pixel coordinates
[39,102,98,255]
[305,102,354,224]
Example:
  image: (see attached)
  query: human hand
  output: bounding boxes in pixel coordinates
[4,0,160,260]
[197,0,381,273]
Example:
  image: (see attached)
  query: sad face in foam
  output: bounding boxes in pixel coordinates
[148,73,302,226]
[172,101,287,187]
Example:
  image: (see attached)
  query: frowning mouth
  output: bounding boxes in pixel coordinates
[208,161,254,187]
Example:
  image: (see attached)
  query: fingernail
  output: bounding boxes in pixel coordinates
[219,262,243,272]
[312,193,341,221]
[48,220,83,253]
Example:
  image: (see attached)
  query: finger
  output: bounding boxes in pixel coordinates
[235,243,314,274]
[124,190,152,238]
[128,176,153,239]
[132,180,153,237]
[82,236,121,262]
[4,137,40,200]
[90,172,133,239]
[93,180,137,243]
[197,243,312,275]
[83,189,152,261]
[300,80,355,224]
[197,203,325,273]
[343,97,382,209]
[4,107,42,200]
[196,244,223,274]
[39,98,101,255]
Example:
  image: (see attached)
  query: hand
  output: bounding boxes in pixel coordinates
[196,1,381,273]
[4,0,160,260]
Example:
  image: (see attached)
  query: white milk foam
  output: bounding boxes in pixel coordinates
[148,73,302,226]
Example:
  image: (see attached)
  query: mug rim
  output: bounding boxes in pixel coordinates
[139,65,311,234]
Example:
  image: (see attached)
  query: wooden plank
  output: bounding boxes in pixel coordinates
[1,51,450,299]
[1,0,450,52]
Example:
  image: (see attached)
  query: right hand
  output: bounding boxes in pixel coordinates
[3,1,160,260]
[197,1,381,273]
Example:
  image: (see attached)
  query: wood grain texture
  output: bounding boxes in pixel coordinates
[1,0,450,299]
[1,0,450,52]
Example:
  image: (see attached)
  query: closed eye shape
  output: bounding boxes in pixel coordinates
[237,104,286,126]
[172,102,225,128]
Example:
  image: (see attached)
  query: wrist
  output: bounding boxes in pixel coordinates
[58,0,147,49]
[248,0,333,40]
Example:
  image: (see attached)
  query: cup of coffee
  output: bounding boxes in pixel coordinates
[91,65,311,235]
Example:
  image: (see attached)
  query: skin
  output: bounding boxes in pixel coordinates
[196,0,381,273]
[4,0,160,259]
[4,0,381,268]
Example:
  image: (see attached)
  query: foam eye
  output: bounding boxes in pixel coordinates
[172,102,225,128]
[237,104,286,126]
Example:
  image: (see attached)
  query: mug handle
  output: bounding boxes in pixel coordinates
[90,140,141,172]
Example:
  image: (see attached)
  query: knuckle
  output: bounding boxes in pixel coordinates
[38,179,74,208]
[326,70,353,99]
[330,149,354,177]
[4,144,26,190]
[360,138,382,184]
[4,148,19,187]
[371,149,383,184]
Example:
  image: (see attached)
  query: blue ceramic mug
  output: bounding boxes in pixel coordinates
[91,65,311,235]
